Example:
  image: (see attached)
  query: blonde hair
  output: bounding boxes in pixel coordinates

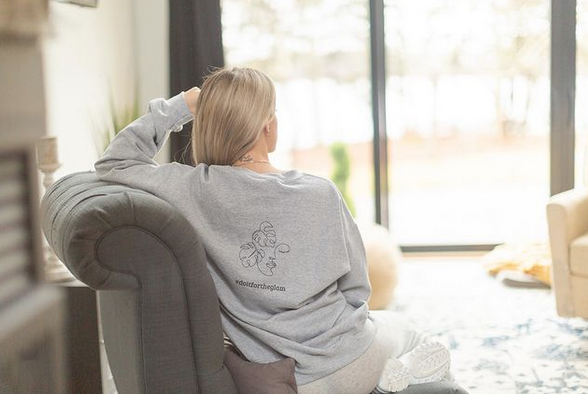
[192,67,276,165]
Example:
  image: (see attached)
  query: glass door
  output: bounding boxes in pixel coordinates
[385,0,551,247]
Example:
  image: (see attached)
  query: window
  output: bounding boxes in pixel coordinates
[222,0,375,221]
[385,0,550,245]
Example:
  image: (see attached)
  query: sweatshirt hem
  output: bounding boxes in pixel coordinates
[294,317,377,386]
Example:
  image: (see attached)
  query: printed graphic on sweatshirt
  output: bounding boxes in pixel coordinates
[239,221,290,276]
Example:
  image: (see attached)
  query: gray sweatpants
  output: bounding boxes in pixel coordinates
[298,311,426,394]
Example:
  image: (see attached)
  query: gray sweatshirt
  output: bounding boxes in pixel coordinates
[94,93,376,385]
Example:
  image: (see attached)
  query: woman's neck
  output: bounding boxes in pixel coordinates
[233,153,269,165]
[232,153,281,174]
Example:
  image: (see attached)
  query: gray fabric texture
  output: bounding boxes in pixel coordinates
[41,172,238,394]
[93,93,376,385]
[98,290,143,393]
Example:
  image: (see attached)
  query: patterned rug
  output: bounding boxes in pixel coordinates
[389,259,588,394]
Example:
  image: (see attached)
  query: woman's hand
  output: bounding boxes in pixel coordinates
[183,87,201,114]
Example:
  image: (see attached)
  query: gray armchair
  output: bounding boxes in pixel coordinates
[41,171,238,394]
[41,172,467,394]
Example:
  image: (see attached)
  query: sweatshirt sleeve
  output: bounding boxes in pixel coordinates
[94,93,193,193]
[337,196,372,308]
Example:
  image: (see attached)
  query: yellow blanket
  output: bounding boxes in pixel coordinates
[482,242,552,285]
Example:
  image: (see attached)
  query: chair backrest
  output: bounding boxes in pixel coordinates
[41,172,238,394]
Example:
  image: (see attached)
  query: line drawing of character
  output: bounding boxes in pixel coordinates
[239,221,290,276]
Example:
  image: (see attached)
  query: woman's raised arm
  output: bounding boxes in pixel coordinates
[94,90,198,194]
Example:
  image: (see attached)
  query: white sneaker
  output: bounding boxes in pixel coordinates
[400,341,451,385]
[375,358,410,393]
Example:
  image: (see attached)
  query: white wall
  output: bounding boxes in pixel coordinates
[132,0,170,163]
[132,0,169,110]
[43,0,170,178]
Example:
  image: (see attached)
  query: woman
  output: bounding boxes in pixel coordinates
[95,67,451,393]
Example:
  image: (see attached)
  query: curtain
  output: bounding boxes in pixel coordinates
[169,0,225,164]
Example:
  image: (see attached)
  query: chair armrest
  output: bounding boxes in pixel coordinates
[41,171,145,290]
[547,188,588,249]
[546,188,588,270]
[546,188,588,317]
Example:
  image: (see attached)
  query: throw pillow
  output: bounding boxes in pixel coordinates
[223,347,298,394]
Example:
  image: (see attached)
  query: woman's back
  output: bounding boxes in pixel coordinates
[95,67,457,392]
[158,164,375,385]
[95,94,375,385]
